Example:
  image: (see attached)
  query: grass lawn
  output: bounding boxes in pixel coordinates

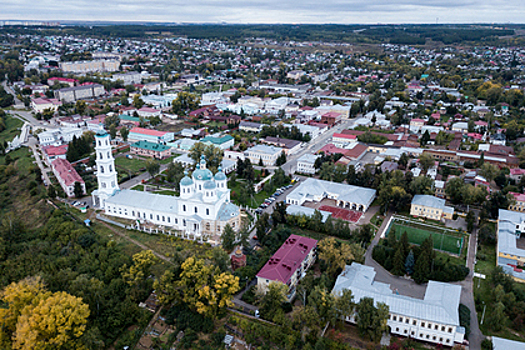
[153,189,178,196]
[114,156,147,173]
[230,178,285,208]
[390,222,465,255]
[131,184,144,191]
[159,155,178,164]
[0,114,23,144]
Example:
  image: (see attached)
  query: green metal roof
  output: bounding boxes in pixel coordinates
[120,114,141,122]
[200,135,234,145]
[131,140,170,152]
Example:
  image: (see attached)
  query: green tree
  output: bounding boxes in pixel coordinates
[419,152,435,173]
[334,289,354,325]
[145,159,160,178]
[259,282,288,321]
[480,163,498,183]
[392,246,406,276]
[47,185,56,199]
[73,181,84,198]
[221,224,236,252]
[109,124,117,139]
[133,94,144,109]
[120,127,129,141]
[405,250,415,275]
[171,92,201,115]
[74,100,87,115]
[255,212,270,242]
[486,301,507,332]
[355,297,389,341]
[409,176,434,195]
[413,252,430,284]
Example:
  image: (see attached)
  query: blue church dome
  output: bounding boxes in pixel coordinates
[180,176,193,186]
[214,166,227,181]
[203,180,216,190]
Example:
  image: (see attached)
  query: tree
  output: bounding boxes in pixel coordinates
[405,250,415,275]
[409,176,434,195]
[413,252,431,284]
[145,159,160,178]
[466,211,476,232]
[480,163,498,183]
[276,152,287,166]
[419,153,435,173]
[446,177,466,204]
[420,130,430,146]
[189,143,223,173]
[355,297,389,341]
[308,286,337,327]
[392,246,406,276]
[120,127,129,142]
[13,291,90,350]
[121,250,158,300]
[165,162,185,191]
[109,124,117,139]
[171,92,200,115]
[318,238,355,276]
[334,289,354,325]
[221,224,236,252]
[0,276,90,350]
[73,181,84,198]
[259,282,288,321]
[177,257,239,318]
[398,153,409,169]
[486,301,507,332]
[271,201,287,226]
[133,94,144,109]
[47,185,56,199]
[74,100,87,115]
[255,212,270,242]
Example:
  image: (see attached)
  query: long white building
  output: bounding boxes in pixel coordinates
[286,178,376,212]
[332,263,465,347]
[92,128,241,243]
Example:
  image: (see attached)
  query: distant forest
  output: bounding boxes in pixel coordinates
[0,24,518,45]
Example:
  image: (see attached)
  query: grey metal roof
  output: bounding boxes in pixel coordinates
[106,189,179,214]
[332,263,462,326]
[286,178,376,206]
[412,194,447,209]
[492,336,525,350]
[297,153,319,164]
[286,204,331,223]
[217,201,240,221]
[498,209,525,257]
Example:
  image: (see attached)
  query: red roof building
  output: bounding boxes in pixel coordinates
[42,144,68,164]
[51,158,86,197]
[256,235,317,300]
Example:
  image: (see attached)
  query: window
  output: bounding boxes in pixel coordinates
[441,326,445,331]
[206,208,209,216]
[102,183,106,188]
[107,152,110,158]
[150,214,153,219]
[162,216,165,222]
[411,331,414,336]
[434,325,438,330]
[100,166,104,173]
[405,318,409,324]
[413,320,417,325]
[132,211,135,216]
[446,339,450,343]
[111,181,115,187]
[195,207,198,214]
[433,336,436,341]
[427,323,431,329]
[156,215,159,221]
[167,217,170,223]
[399,317,403,323]
[404,329,407,334]
[175,218,178,224]
[439,337,443,342]
[421,322,425,327]
[99,153,103,159]
[426,335,429,339]
[448,327,452,333]
[420,334,423,338]
[392,315,396,321]
[109,165,112,172]
[395,327,399,332]
[183,205,186,211]
[98,140,101,146]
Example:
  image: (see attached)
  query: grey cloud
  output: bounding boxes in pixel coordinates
[0,0,524,23]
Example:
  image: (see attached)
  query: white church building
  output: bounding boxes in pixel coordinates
[91,128,241,243]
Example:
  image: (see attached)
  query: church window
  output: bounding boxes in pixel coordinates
[167,217,170,223]
[162,216,165,222]
[107,152,110,158]
[98,140,101,146]
[206,223,210,231]
[109,165,112,172]
[105,140,108,145]
[206,208,209,216]
[175,218,178,224]
[143,213,146,219]
[99,153,102,159]
[194,207,198,214]
[132,211,135,216]
[183,220,186,226]
[150,214,153,219]
[199,185,202,190]
[183,205,186,211]
[111,181,115,187]
[102,183,106,188]
[100,166,104,173]
[157,215,159,221]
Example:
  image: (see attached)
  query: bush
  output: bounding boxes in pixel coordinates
[164,304,214,333]
[459,304,471,338]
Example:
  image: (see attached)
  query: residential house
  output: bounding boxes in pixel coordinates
[256,234,317,301]
[263,137,301,155]
[410,195,454,221]
[239,121,263,133]
[296,154,319,175]
[30,97,62,113]
[51,158,86,197]
[244,144,284,166]
[130,140,171,159]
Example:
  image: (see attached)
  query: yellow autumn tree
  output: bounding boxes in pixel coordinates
[178,257,239,318]
[318,237,354,276]
[0,276,90,350]
[121,250,158,301]
[13,291,90,350]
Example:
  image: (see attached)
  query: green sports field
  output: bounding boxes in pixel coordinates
[389,221,464,255]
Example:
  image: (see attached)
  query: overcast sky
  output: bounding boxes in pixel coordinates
[1,0,524,24]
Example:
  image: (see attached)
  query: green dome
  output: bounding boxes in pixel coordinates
[180,176,193,186]
[203,180,216,190]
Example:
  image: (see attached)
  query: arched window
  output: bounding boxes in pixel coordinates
[100,166,104,173]
[99,153,103,159]
[199,185,202,190]
[98,140,101,146]
[102,182,106,188]
[105,140,108,145]
[194,207,198,214]
[206,208,209,216]
[107,152,110,158]
[109,165,112,172]
[206,223,210,231]
[111,181,115,187]
[183,205,186,211]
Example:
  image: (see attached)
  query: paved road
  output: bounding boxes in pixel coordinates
[118,161,170,190]
[2,81,25,109]
[280,119,356,175]
[28,139,52,185]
